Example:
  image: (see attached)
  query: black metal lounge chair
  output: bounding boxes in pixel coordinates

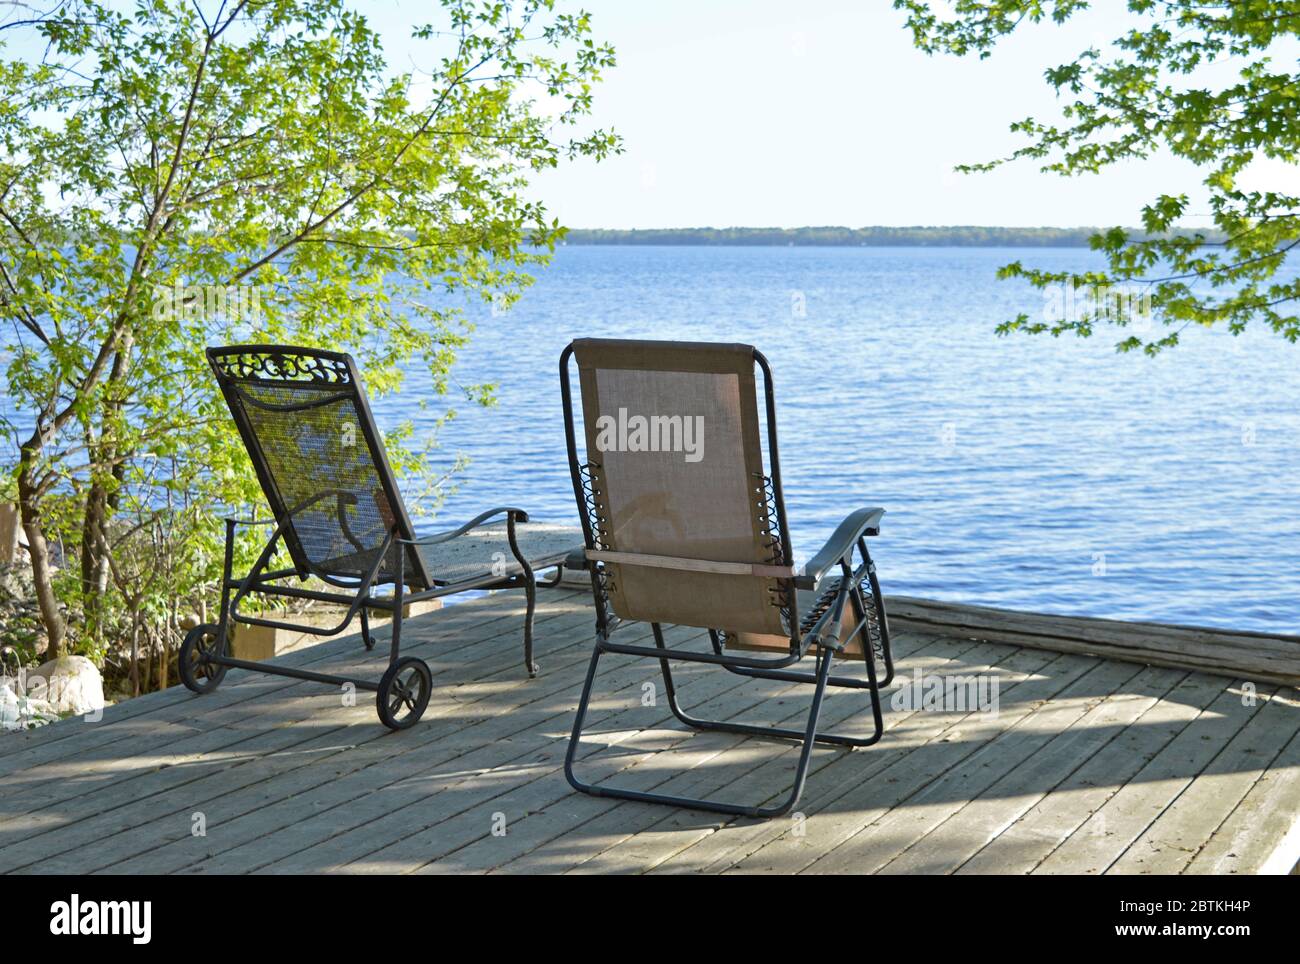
[181,345,581,729]
[560,338,894,817]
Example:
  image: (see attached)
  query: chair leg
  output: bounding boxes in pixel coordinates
[654,625,697,731]
[872,593,894,686]
[360,608,377,652]
[565,632,855,818]
[523,574,538,678]
[504,518,539,679]
[388,556,405,667]
[782,647,835,814]
[848,584,886,743]
[388,601,404,666]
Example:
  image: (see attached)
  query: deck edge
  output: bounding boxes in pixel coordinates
[1260,811,1300,875]
[885,596,1300,688]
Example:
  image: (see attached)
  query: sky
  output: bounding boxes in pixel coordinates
[375,0,1278,230]
[6,0,1293,230]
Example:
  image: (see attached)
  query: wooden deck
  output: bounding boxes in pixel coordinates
[1,588,1297,875]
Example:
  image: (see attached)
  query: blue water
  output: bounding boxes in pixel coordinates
[373,245,1300,634]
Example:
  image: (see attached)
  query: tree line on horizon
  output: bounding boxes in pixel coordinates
[562,226,1223,247]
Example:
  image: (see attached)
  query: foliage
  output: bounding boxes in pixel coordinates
[0,0,617,681]
[894,0,1300,353]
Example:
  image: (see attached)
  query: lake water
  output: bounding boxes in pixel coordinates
[376,245,1300,634]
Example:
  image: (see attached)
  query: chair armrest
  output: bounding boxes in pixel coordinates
[794,506,885,590]
[395,506,530,546]
[224,513,279,527]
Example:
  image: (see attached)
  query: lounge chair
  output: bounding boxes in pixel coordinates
[559,338,893,817]
[181,345,581,729]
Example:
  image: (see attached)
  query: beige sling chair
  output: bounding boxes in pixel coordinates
[560,338,894,818]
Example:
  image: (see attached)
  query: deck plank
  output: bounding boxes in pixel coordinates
[954,672,1229,874]
[550,640,986,875]
[493,634,947,876]
[877,663,1184,875]
[0,591,522,763]
[1033,680,1273,874]
[753,654,1124,874]
[868,658,1149,875]
[1109,688,1300,874]
[645,643,1061,875]
[81,614,704,874]
[1184,727,1300,875]
[1,589,1296,875]
[0,593,563,779]
[0,596,590,844]
[457,633,963,875]
[241,644,753,873]
[137,623,739,874]
[3,598,604,872]
[269,632,938,874]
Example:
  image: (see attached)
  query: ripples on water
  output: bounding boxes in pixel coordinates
[367,245,1298,633]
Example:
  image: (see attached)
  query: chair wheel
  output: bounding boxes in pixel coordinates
[376,656,432,730]
[363,634,377,652]
[179,623,228,694]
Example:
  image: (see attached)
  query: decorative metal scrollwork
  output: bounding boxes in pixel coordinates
[212,348,352,384]
[753,471,793,633]
[580,460,620,634]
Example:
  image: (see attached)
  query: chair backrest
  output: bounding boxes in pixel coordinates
[207,345,431,589]
[562,338,795,639]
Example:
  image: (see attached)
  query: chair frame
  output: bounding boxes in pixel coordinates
[209,502,557,690]
[559,341,894,818]
[186,345,565,728]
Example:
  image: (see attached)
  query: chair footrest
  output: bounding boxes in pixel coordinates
[416,520,584,583]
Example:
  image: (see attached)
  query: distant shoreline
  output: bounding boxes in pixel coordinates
[561,226,1218,247]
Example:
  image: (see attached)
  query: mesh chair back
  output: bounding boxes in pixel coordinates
[207,345,431,589]
[572,338,792,638]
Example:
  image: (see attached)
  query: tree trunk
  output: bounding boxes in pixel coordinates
[16,442,65,659]
[81,342,134,645]
[157,619,165,691]
[129,614,140,697]
[162,598,177,689]
[80,475,111,640]
[142,625,153,693]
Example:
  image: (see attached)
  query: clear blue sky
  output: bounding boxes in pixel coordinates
[10,0,1281,230]
[390,0,1222,230]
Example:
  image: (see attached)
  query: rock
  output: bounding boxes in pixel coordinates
[29,655,105,716]
[0,682,58,730]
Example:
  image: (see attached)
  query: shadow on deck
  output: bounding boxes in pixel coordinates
[1,588,1296,875]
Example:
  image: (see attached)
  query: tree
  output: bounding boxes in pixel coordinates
[894,0,1300,353]
[0,0,617,664]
